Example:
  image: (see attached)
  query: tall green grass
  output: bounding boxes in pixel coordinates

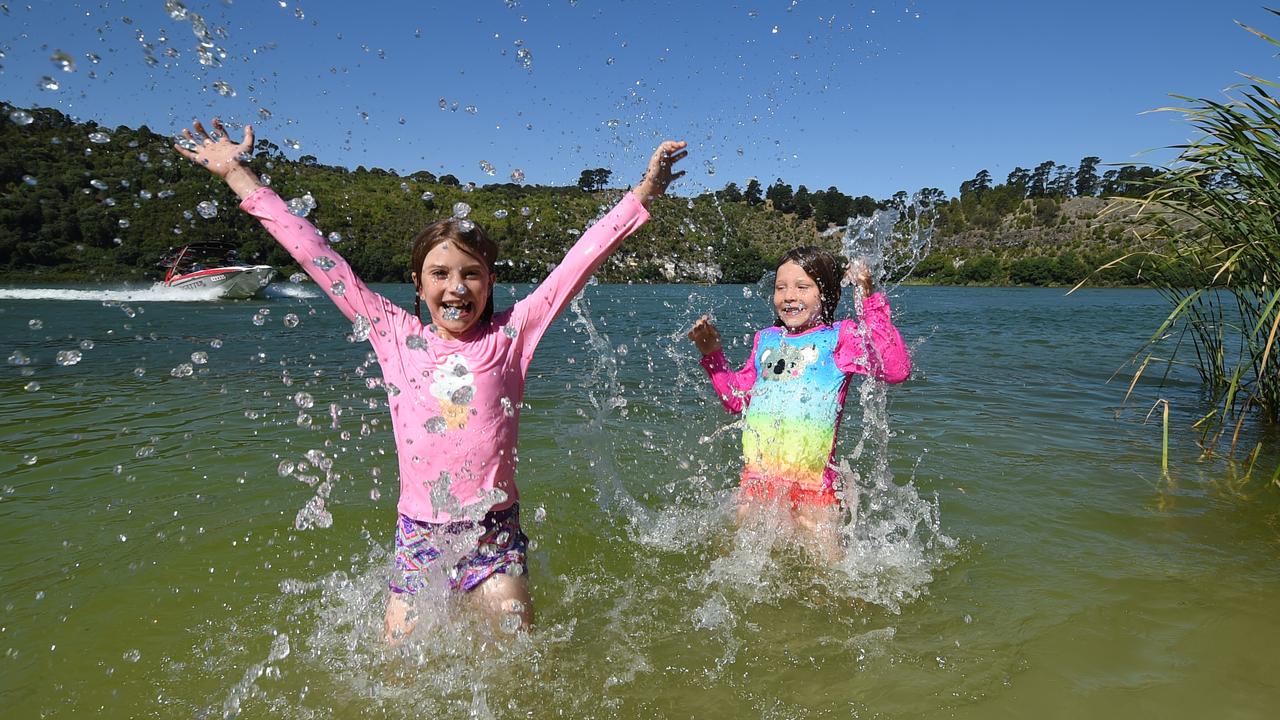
[1102,14,1280,483]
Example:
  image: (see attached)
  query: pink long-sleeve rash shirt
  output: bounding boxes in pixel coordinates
[241,187,649,523]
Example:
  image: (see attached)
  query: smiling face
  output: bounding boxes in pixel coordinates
[414,241,495,340]
[774,260,824,333]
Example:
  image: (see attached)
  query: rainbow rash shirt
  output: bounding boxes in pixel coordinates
[699,294,911,504]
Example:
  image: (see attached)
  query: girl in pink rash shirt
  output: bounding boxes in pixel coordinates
[176,118,687,640]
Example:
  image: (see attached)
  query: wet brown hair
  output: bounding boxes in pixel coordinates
[774,245,842,327]
[409,218,499,325]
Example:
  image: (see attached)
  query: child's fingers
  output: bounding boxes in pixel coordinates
[242,124,255,151]
[192,119,209,140]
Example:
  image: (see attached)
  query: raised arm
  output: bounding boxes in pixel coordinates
[174,119,401,330]
[834,293,911,384]
[690,317,757,414]
[513,140,687,365]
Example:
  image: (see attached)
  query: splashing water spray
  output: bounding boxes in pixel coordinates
[835,192,953,611]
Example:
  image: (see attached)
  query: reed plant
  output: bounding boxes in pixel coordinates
[1100,14,1280,484]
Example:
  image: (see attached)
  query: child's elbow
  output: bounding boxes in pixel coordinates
[880,358,912,384]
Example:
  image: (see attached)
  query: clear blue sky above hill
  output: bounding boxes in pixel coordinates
[3,0,1276,199]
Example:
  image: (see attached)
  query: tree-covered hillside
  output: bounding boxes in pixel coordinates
[2,103,1173,286]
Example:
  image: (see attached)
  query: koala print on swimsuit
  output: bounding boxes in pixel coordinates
[759,343,820,381]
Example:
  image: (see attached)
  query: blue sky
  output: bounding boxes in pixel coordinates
[3,0,1276,199]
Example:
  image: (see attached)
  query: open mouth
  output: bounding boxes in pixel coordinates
[779,303,807,320]
[439,300,473,322]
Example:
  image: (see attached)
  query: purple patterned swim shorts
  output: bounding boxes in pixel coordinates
[389,503,528,594]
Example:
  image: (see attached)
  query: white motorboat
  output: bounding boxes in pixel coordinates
[160,243,275,299]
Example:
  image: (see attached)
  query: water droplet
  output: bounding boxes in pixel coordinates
[24,381,41,392]
[464,105,478,115]
[79,339,95,351]
[312,256,336,271]
[502,325,518,339]
[406,334,427,350]
[606,56,615,65]
[118,534,128,543]
[606,119,620,129]
[190,351,208,365]
[22,175,38,186]
[132,368,145,378]
[421,191,435,203]
[351,314,372,342]
[520,206,531,217]
[500,397,515,417]
[289,272,307,284]
[8,351,31,365]
[122,649,141,662]
[55,349,82,366]
[493,209,508,219]
[327,231,342,243]
[479,160,496,175]
[457,219,475,233]
[284,138,301,150]
[330,280,346,296]
[88,131,111,144]
[510,168,525,183]
[438,97,447,110]
[283,313,300,328]
[39,76,60,91]
[118,219,130,229]
[210,338,223,349]
[27,319,43,330]
[212,80,235,97]
[452,202,471,219]
[294,392,314,409]
[9,109,34,126]
[157,189,176,199]
[423,417,447,434]
[258,107,273,120]
[89,179,108,191]
[286,193,315,217]
[196,200,218,219]
[170,363,194,378]
[704,160,716,176]
[251,313,266,326]
[50,50,75,73]
[771,25,779,34]
[370,488,381,500]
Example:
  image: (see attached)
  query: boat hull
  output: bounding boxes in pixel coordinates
[165,266,275,299]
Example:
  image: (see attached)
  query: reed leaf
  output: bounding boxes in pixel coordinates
[1108,19,1280,480]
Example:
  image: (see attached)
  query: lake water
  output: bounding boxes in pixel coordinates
[2,283,1278,718]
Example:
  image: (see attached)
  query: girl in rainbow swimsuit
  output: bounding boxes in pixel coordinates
[176,118,686,639]
[687,246,911,559]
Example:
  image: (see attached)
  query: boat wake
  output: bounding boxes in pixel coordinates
[0,282,320,302]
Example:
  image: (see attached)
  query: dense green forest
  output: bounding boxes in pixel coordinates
[1,103,1184,286]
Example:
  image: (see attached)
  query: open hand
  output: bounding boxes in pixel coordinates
[687,315,723,357]
[633,140,688,207]
[173,118,262,198]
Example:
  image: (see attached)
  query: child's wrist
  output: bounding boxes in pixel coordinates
[225,165,263,199]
